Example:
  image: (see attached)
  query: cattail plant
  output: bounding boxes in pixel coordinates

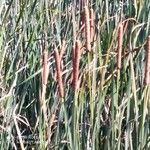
[117,23,123,69]
[84,6,91,51]
[144,36,150,85]
[54,49,64,98]
[72,40,81,91]
[41,50,49,124]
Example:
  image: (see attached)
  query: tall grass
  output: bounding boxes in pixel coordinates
[0,0,150,149]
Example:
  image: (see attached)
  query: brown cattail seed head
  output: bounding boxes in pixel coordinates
[72,40,81,91]
[117,23,123,69]
[84,6,91,51]
[144,36,150,85]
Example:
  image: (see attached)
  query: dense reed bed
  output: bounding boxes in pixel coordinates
[0,0,150,149]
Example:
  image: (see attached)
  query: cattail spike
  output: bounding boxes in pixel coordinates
[72,40,81,91]
[117,23,123,69]
[144,36,150,85]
